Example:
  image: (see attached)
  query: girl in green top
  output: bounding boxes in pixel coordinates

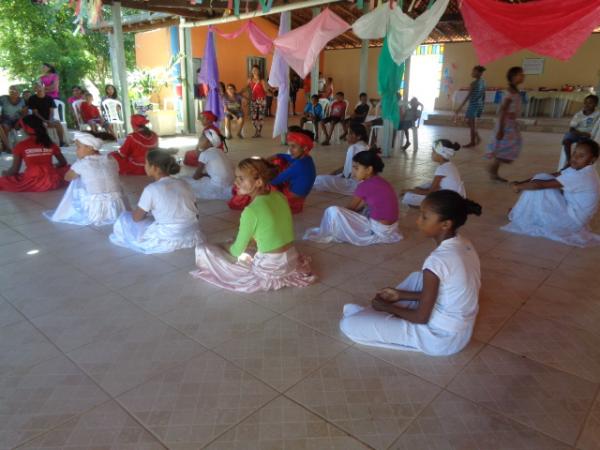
[191,157,316,293]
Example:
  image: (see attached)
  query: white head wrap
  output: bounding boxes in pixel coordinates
[203,128,222,148]
[433,140,456,159]
[74,132,104,150]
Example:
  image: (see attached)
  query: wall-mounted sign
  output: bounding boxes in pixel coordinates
[523,58,545,75]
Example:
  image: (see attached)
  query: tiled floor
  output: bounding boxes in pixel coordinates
[1,121,600,449]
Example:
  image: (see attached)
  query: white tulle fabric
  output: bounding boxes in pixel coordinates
[191,244,316,293]
[501,173,600,247]
[45,178,128,226]
[110,212,204,254]
[313,175,357,196]
[303,206,402,246]
[183,176,233,200]
[340,272,474,356]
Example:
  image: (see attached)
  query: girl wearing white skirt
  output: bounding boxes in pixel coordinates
[110,150,204,254]
[192,157,316,293]
[313,123,369,196]
[503,139,600,247]
[304,150,402,246]
[401,139,466,207]
[340,190,482,356]
[45,132,128,226]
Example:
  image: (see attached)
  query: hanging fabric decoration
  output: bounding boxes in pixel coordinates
[460,0,600,64]
[269,11,291,139]
[356,0,364,9]
[377,36,405,128]
[198,31,224,121]
[273,9,350,78]
[234,0,240,16]
[353,0,449,66]
[210,20,273,55]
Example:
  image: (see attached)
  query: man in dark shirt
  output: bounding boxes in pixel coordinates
[341,92,370,140]
[28,83,65,146]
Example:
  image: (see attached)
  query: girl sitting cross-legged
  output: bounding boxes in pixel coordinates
[192,157,316,293]
[109,114,158,175]
[401,139,466,207]
[313,122,370,196]
[110,150,204,254]
[340,190,482,356]
[502,139,600,247]
[303,150,402,246]
[45,132,128,226]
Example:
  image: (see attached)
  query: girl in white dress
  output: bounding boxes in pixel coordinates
[313,123,369,195]
[110,150,204,254]
[184,129,234,200]
[401,139,466,207]
[340,190,482,356]
[304,150,402,246]
[45,132,128,226]
[503,139,600,247]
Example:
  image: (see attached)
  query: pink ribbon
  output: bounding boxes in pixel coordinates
[209,20,273,55]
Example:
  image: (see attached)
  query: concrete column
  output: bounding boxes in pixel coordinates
[178,19,196,134]
[310,7,320,97]
[359,39,369,95]
[110,2,132,132]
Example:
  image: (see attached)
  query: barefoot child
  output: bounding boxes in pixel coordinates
[304,150,402,246]
[110,114,158,175]
[313,123,369,195]
[45,132,127,226]
[340,190,482,356]
[454,65,486,147]
[110,150,204,254]
[503,139,600,247]
[401,139,466,207]
[192,157,316,292]
[486,66,525,182]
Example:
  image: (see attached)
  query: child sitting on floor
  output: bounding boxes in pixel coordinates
[184,128,234,200]
[401,139,466,207]
[313,123,370,196]
[562,94,599,167]
[340,190,482,356]
[192,157,316,292]
[304,150,402,246]
[110,114,158,175]
[503,139,600,247]
[184,111,224,167]
[0,115,68,192]
[45,132,127,226]
[110,150,204,254]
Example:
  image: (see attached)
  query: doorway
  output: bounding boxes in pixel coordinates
[407,44,444,113]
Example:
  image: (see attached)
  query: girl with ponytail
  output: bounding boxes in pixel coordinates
[0,114,68,192]
[110,150,205,254]
[340,190,482,356]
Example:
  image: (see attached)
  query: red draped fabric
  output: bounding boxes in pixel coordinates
[460,0,600,64]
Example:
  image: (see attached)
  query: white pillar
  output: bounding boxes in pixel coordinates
[107,32,119,87]
[281,11,292,145]
[177,22,189,134]
[110,2,132,132]
[382,118,394,157]
[184,26,196,134]
[404,56,412,99]
[310,7,320,97]
[359,39,369,95]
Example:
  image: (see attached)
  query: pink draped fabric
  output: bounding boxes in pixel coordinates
[273,8,350,78]
[209,21,273,55]
[460,0,600,64]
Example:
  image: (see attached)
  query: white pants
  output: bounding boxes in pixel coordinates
[191,244,316,293]
[183,176,232,200]
[303,206,402,246]
[502,173,600,247]
[313,174,357,196]
[340,272,474,356]
[401,183,430,207]
[110,212,204,254]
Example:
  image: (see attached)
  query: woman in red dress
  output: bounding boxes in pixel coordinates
[248,65,269,138]
[110,114,158,175]
[0,115,68,192]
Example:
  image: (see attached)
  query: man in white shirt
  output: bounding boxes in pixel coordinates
[562,94,599,167]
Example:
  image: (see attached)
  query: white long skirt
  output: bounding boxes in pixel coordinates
[340,272,474,356]
[501,173,600,247]
[313,174,357,196]
[191,244,316,293]
[303,206,403,246]
[400,183,430,207]
[109,212,204,254]
[44,178,128,226]
[183,176,232,200]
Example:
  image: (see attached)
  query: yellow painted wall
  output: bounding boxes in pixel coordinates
[135,28,172,68]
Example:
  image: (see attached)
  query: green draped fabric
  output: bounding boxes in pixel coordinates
[377,36,405,128]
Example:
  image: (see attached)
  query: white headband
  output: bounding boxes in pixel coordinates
[203,128,222,148]
[74,132,104,150]
[433,141,455,159]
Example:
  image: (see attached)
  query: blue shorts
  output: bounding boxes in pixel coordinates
[465,103,483,119]
[563,131,587,144]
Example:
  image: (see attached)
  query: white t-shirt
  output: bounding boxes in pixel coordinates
[570,110,600,134]
[557,165,600,226]
[198,147,234,185]
[435,162,466,197]
[342,141,369,178]
[422,235,481,333]
[71,155,121,195]
[138,177,198,225]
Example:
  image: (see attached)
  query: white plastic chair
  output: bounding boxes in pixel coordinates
[101,99,125,139]
[302,102,329,143]
[368,102,383,146]
[71,99,91,131]
[331,99,350,144]
[395,104,424,151]
[51,99,70,145]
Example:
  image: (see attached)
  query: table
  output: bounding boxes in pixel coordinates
[522,91,590,118]
[452,89,499,110]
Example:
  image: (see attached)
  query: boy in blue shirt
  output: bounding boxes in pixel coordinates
[300,95,323,141]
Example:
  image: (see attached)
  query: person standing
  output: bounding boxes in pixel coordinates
[247,65,269,138]
[454,65,486,148]
[39,63,60,100]
[289,71,302,116]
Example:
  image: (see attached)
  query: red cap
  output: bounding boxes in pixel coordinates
[287,131,314,152]
[201,111,217,122]
[131,114,149,128]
